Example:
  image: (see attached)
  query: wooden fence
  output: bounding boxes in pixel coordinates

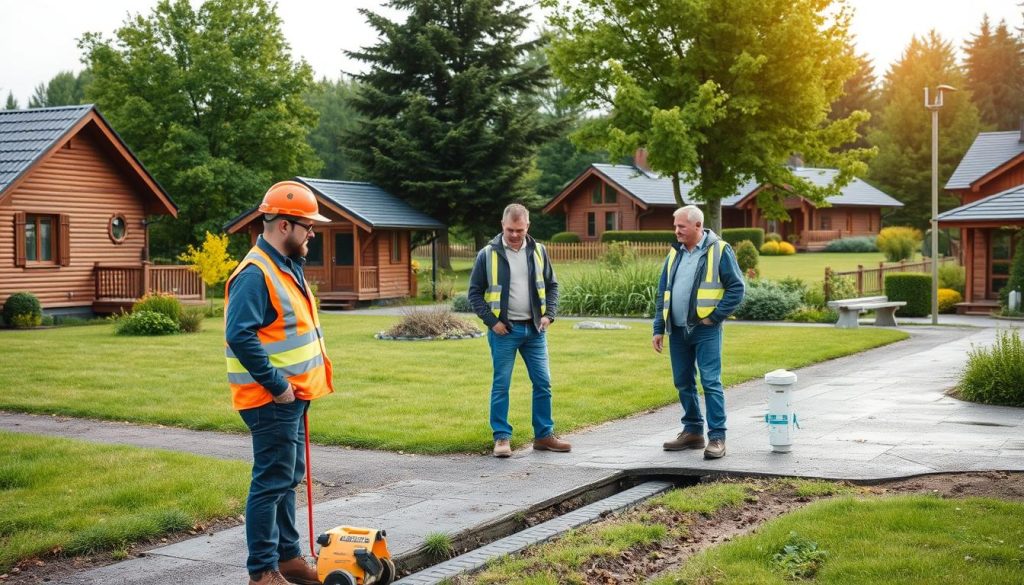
[412,241,670,262]
[94,263,205,300]
[825,256,959,299]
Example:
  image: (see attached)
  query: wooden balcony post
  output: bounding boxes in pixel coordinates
[142,262,152,297]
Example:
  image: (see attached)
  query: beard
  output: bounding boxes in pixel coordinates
[286,235,309,259]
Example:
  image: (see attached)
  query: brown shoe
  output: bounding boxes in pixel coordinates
[533,435,571,452]
[704,438,726,459]
[279,556,320,585]
[248,569,293,585]
[493,439,512,458]
[663,431,706,451]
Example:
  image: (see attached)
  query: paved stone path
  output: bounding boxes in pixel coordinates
[2,320,1022,584]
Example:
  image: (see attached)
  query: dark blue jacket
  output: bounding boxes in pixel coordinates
[467,233,558,330]
[653,229,745,335]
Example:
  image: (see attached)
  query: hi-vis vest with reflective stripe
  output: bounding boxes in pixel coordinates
[483,243,547,318]
[224,246,334,410]
[661,240,728,325]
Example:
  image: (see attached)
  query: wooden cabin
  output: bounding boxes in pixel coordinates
[225,177,445,309]
[0,105,200,316]
[544,160,901,250]
[940,128,1024,314]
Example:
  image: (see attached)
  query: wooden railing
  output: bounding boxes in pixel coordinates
[825,256,959,299]
[358,266,379,293]
[94,264,205,301]
[802,229,842,245]
[412,241,670,262]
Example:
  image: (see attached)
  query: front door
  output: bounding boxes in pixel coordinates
[303,231,328,292]
[332,230,355,291]
[989,228,1021,299]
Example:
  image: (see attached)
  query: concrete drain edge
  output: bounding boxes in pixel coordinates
[393,480,674,585]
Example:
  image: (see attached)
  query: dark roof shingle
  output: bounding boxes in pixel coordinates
[945,131,1024,190]
[299,177,445,230]
[937,184,1024,223]
[0,105,93,194]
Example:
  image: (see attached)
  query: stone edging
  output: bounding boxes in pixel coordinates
[375,331,483,341]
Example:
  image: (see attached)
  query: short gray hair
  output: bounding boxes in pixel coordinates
[673,205,703,224]
[502,203,530,223]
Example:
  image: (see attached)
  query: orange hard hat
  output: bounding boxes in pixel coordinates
[259,180,330,222]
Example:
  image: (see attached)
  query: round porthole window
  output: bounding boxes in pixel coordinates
[109,215,128,243]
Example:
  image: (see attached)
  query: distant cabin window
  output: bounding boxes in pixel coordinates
[605,211,617,231]
[26,214,56,262]
[109,214,127,244]
[820,215,832,230]
[391,232,402,263]
[605,189,617,204]
[587,212,596,237]
[591,184,602,204]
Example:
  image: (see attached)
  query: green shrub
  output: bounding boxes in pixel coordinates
[115,310,180,336]
[560,262,661,317]
[765,232,782,243]
[3,292,42,328]
[777,276,808,297]
[132,293,182,323]
[824,236,878,253]
[602,241,638,268]
[778,241,796,255]
[734,280,802,321]
[803,286,826,309]
[884,272,931,317]
[938,263,965,294]
[734,241,759,276]
[921,228,955,258]
[937,288,962,313]
[958,329,1024,406]
[825,272,857,302]
[721,228,764,250]
[177,307,206,333]
[999,240,1024,309]
[451,294,473,312]
[550,231,581,243]
[787,306,838,323]
[600,230,675,243]
[760,241,781,255]
[876,226,922,262]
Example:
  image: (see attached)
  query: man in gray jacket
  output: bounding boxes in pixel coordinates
[468,204,569,458]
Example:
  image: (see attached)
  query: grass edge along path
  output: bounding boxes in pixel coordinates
[0,316,908,454]
[0,430,249,574]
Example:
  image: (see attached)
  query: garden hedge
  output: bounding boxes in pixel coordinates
[885,272,931,317]
[550,231,581,243]
[721,228,764,250]
[600,230,676,243]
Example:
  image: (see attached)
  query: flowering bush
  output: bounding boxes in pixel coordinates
[938,288,962,314]
[760,241,781,255]
[778,241,796,255]
[178,232,239,289]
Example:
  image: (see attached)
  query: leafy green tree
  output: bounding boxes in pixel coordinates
[304,76,362,180]
[868,31,981,229]
[345,0,560,266]
[28,69,92,108]
[4,91,18,110]
[544,0,871,232]
[964,16,1024,131]
[828,51,880,152]
[80,0,321,258]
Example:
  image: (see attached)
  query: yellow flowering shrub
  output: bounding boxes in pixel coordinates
[938,288,962,314]
[177,232,239,288]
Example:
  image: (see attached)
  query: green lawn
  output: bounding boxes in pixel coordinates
[0,316,905,453]
[0,431,249,573]
[416,251,897,296]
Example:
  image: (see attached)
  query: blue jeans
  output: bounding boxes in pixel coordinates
[668,323,727,440]
[238,399,308,577]
[488,322,554,441]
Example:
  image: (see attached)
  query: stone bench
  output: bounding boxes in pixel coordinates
[827,296,906,328]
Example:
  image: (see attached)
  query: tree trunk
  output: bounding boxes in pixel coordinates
[705,197,723,234]
[437,230,453,271]
[671,172,684,207]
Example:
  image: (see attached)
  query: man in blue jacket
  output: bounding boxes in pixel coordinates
[468,203,569,458]
[653,205,745,459]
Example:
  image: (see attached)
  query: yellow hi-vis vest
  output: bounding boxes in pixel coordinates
[224,246,334,410]
[483,243,547,318]
[661,240,728,325]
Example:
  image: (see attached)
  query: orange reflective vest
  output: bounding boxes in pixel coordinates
[224,246,334,410]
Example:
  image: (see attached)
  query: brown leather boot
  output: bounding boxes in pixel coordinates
[248,569,292,585]
[533,435,571,452]
[279,556,321,585]
[663,431,706,451]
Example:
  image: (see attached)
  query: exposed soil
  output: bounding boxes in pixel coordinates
[3,471,1023,584]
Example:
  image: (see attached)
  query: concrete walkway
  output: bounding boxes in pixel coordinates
[2,320,1023,584]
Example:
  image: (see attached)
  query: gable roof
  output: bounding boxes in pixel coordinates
[937,183,1024,224]
[0,104,175,215]
[224,177,445,233]
[945,131,1024,191]
[545,163,902,212]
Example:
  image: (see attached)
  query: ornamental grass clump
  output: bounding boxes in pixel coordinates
[559,261,660,317]
[958,329,1024,407]
[381,307,479,339]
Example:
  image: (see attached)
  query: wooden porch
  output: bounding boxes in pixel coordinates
[92,263,205,314]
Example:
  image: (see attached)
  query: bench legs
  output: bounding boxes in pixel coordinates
[835,308,861,329]
[873,306,899,327]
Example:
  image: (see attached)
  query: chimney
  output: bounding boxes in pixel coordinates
[634,147,651,172]
[787,153,804,169]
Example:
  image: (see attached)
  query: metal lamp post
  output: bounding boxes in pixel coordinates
[924,84,956,325]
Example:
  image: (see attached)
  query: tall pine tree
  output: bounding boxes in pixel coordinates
[304,76,363,180]
[828,50,880,152]
[868,31,980,229]
[345,0,560,264]
[964,16,1024,131]
[28,70,93,108]
[4,91,18,110]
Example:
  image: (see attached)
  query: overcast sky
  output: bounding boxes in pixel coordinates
[1,0,1021,106]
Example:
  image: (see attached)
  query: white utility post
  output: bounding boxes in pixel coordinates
[924,84,956,325]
